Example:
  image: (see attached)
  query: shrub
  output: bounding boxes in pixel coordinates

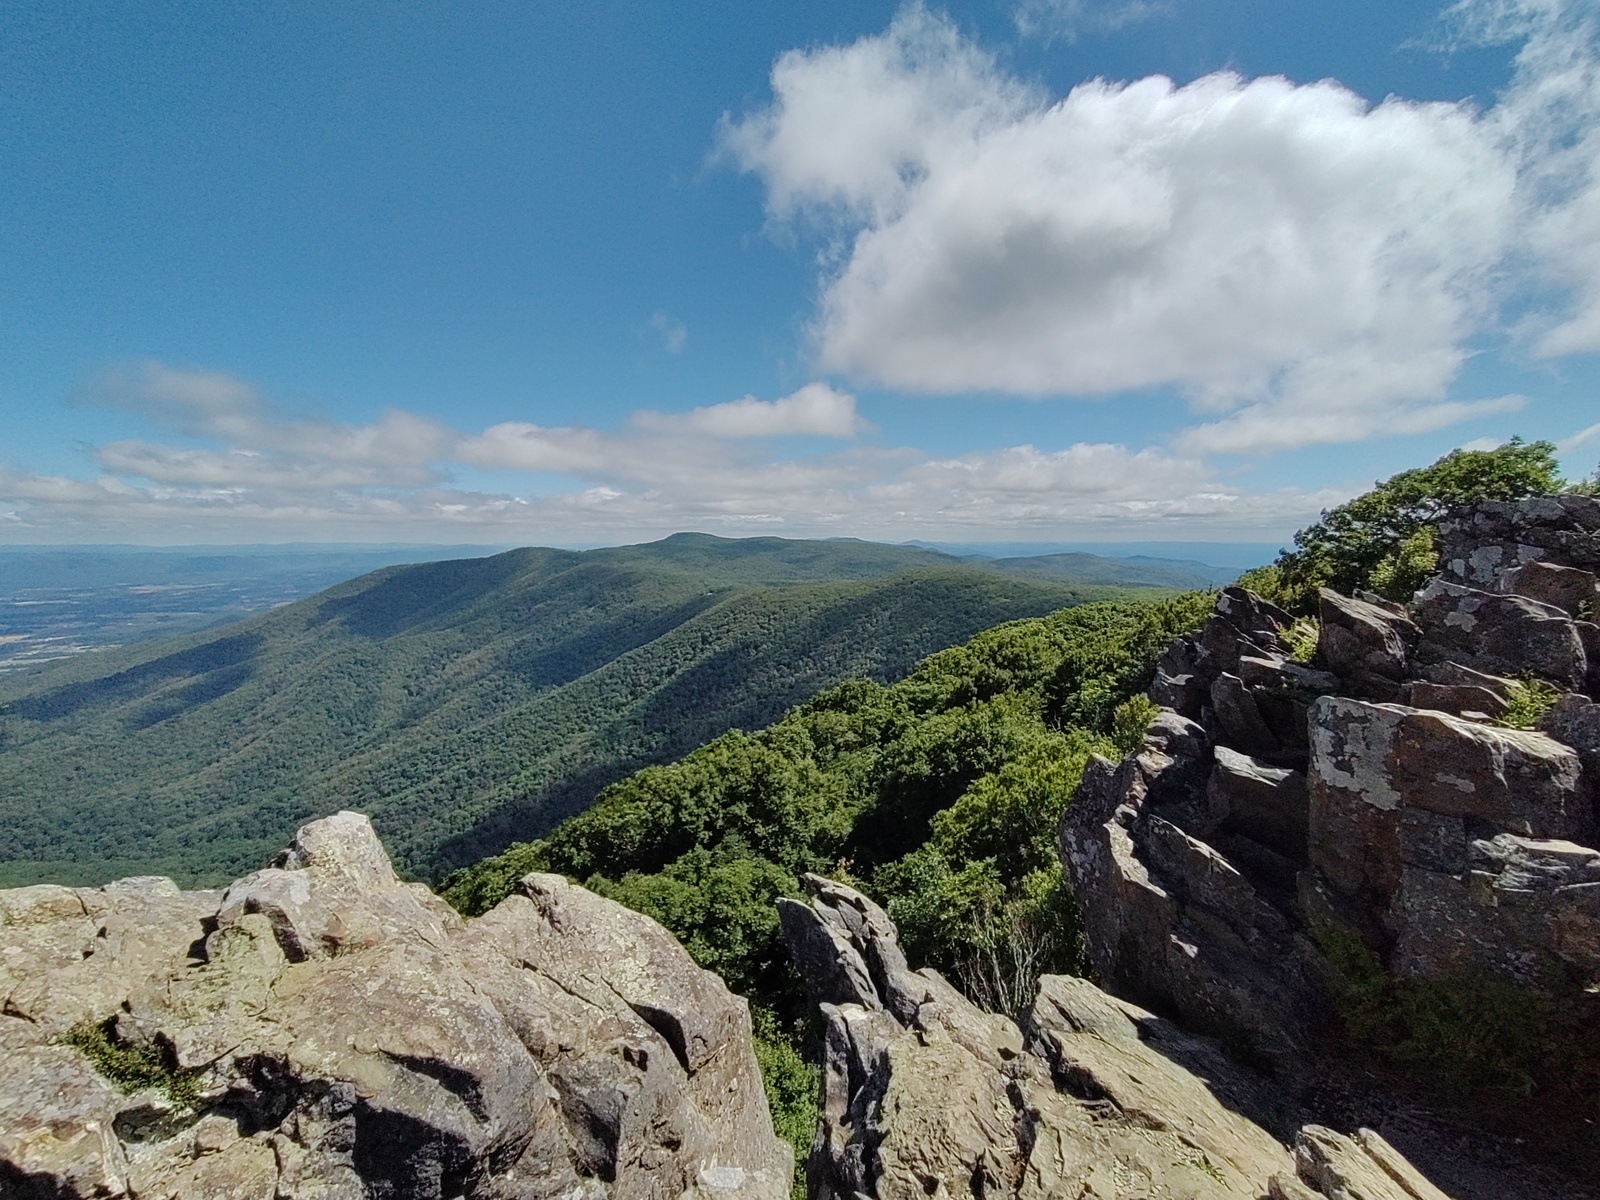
[1497,677,1562,730]
[1312,919,1600,1112]
[1282,618,1320,664]
[751,1007,819,1200]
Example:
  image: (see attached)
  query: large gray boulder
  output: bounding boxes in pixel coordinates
[0,813,790,1200]
[1411,579,1589,691]
[1438,495,1600,587]
[1392,834,1600,986]
[1062,713,1327,1072]
[1495,561,1600,620]
[1306,696,1595,921]
[1315,589,1419,701]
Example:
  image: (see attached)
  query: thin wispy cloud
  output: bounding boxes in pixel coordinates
[1013,0,1172,43]
[647,310,688,353]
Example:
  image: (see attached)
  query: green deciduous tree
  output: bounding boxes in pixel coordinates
[1240,439,1564,610]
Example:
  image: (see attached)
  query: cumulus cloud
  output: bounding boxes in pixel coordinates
[721,2,1600,453]
[458,384,868,488]
[648,383,867,439]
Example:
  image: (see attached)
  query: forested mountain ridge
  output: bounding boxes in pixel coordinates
[0,533,1165,889]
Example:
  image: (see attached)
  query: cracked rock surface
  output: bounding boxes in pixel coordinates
[780,874,1440,1200]
[0,812,790,1200]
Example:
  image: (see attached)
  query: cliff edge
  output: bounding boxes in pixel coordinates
[1063,494,1600,1188]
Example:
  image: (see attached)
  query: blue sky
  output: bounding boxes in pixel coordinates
[1,0,1597,545]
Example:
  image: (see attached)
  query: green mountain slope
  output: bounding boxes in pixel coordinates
[0,534,1131,888]
[440,589,1214,1186]
[444,591,1215,1021]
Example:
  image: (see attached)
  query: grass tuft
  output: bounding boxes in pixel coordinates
[1497,677,1562,730]
[58,1020,203,1108]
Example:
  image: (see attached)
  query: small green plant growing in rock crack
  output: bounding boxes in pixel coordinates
[750,1008,819,1200]
[1497,677,1561,730]
[1282,618,1320,664]
[58,1020,202,1108]
[1177,1150,1227,1184]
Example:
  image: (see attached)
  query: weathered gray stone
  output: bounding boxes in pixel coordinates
[1063,494,1600,1191]
[1210,672,1281,759]
[1190,588,1295,682]
[1316,590,1419,694]
[1496,560,1600,620]
[1541,691,1600,779]
[1412,579,1588,690]
[1238,653,1341,695]
[0,813,790,1200]
[1308,697,1594,909]
[1390,709,1591,839]
[1150,667,1205,718]
[1208,747,1309,861]
[1291,1126,1453,1200]
[1415,660,1517,694]
[782,877,1451,1200]
[1402,680,1509,720]
[1393,835,1600,987]
[1306,698,1409,906]
[1439,495,1600,587]
[1064,719,1325,1071]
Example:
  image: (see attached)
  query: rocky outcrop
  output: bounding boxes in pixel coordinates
[1437,494,1600,586]
[1062,493,1600,1184]
[0,812,790,1200]
[778,874,1444,1200]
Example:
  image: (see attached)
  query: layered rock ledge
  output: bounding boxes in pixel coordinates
[0,812,790,1200]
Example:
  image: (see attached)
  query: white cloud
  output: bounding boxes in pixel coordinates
[649,383,867,439]
[1179,395,1529,456]
[0,363,1334,542]
[1463,0,1600,358]
[459,385,869,488]
[721,3,1600,454]
[1561,419,1600,449]
[81,361,455,486]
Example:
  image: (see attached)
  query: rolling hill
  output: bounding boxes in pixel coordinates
[0,533,1177,888]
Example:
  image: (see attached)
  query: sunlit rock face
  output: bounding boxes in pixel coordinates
[778,873,1447,1200]
[0,811,791,1200]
